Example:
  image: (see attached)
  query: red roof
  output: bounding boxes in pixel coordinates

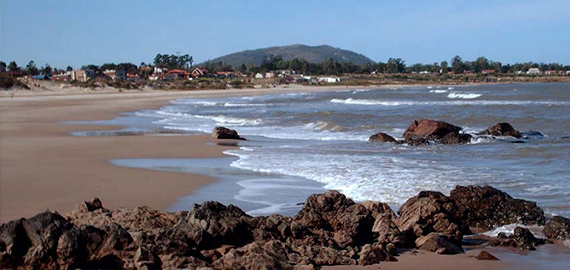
[167,69,189,75]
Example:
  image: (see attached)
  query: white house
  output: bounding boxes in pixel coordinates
[527,68,541,75]
[254,73,264,79]
[318,77,341,83]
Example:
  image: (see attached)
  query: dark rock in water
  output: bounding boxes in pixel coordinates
[478,123,522,138]
[562,136,570,139]
[368,132,396,143]
[211,126,246,140]
[475,250,499,260]
[414,233,463,254]
[402,119,471,145]
[396,191,469,245]
[543,216,570,240]
[449,185,545,230]
[510,140,526,144]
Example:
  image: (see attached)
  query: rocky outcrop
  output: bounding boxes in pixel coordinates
[450,185,545,230]
[368,132,396,143]
[402,119,472,145]
[396,191,469,245]
[0,186,563,269]
[211,126,246,140]
[478,123,522,138]
[543,216,570,240]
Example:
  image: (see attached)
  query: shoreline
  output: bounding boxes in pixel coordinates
[0,85,370,223]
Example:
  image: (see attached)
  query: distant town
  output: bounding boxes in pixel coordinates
[2,54,570,90]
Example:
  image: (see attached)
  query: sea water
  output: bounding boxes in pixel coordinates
[87,83,570,219]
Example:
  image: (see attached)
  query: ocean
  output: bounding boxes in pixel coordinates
[92,82,570,220]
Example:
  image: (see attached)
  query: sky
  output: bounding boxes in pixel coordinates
[1,0,569,69]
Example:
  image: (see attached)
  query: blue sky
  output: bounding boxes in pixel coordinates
[1,0,569,69]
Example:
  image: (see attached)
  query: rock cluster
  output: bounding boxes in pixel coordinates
[1,185,565,270]
[369,119,532,145]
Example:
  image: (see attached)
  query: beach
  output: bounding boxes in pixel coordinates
[0,85,362,222]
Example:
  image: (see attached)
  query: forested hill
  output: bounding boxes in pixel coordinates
[205,44,373,67]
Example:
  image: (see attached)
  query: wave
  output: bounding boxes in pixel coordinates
[330,98,568,106]
[305,121,345,132]
[447,92,482,99]
[429,89,448,93]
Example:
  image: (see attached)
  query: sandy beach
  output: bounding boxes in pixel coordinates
[0,85,364,222]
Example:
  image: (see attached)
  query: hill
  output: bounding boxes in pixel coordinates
[205,44,373,67]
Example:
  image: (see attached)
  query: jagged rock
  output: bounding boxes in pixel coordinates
[396,191,469,244]
[368,132,396,143]
[371,213,407,246]
[252,214,292,242]
[0,219,31,268]
[513,227,545,250]
[358,243,387,265]
[478,123,522,138]
[134,246,161,270]
[450,185,545,230]
[543,216,570,240]
[402,119,471,145]
[475,250,499,260]
[290,191,376,248]
[211,126,246,140]
[188,201,253,248]
[415,233,463,254]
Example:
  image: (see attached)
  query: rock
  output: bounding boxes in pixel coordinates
[357,243,387,265]
[513,227,545,250]
[475,250,499,260]
[371,213,407,246]
[450,185,545,230]
[290,191,376,248]
[368,132,396,143]
[402,119,471,145]
[543,216,570,240]
[478,123,522,138]
[187,201,253,248]
[396,191,469,244]
[415,233,463,254]
[134,247,161,270]
[0,219,31,268]
[211,126,246,140]
[522,130,544,138]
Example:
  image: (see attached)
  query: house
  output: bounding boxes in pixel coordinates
[148,74,162,81]
[265,71,276,78]
[32,74,50,80]
[254,73,264,79]
[318,77,341,83]
[154,67,166,74]
[71,69,96,82]
[103,69,126,80]
[165,69,190,80]
[51,73,71,82]
[191,68,207,77]
[527,68,541,75]
[481,69,496,74]
[544,70,557,75]
[127,73,139,80]
[2,71,23,77]
[215,71,236,79]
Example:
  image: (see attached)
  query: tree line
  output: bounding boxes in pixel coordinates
[2,54,569,77]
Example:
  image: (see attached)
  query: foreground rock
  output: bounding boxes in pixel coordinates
[368,132,396,143]
[0,186,564,269]
[475,250,499,260]
[450,185,545,230]
[402,119,472,145]
[211,126,246,140]
[477,122,522,138]
[543,216,570,240]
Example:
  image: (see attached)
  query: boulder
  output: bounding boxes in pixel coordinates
[402,119,471,145]
[478,123,522,138]
[368,132,396,143]
[414,233,463,254]
[543,216,570,240]
[475,250,499,260]
[449,185,545,230]
[211,126,246,140]
[396,191,469,243]
[357,243,389,265]
[512,227,545,250]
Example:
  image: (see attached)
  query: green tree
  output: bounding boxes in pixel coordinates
[0,61,6,71]
[66,66,73,72]
[8,61,20,71]
[387,58,405,73]
[440,61,448,73]
[474,56,489,73]
[26,60,39,75]
[42,64,52,75]
[451,56,464,74]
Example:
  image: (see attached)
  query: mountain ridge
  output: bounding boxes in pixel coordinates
[204,44,373,67]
